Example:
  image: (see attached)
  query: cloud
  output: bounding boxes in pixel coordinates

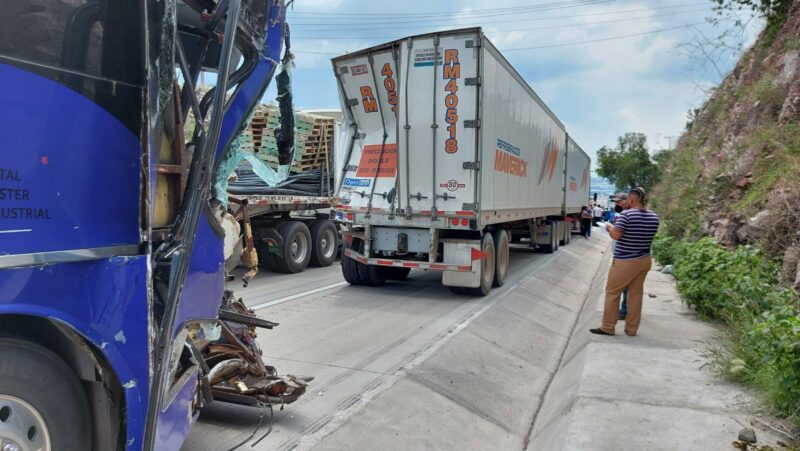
[280,0,761,167]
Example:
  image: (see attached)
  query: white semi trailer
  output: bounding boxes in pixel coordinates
[332,28,590,295]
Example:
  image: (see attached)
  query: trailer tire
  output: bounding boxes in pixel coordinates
[0,337,92,451]
[542,221,556,254]
[309,220,338,267]
[384,267,411,280]
[341,240,363,285]
[471,233,496,296]
[492,229,509,287]
[356,241,387,287]
[554,222,560,251]
[274,221,312,273]
[559,221,569,246]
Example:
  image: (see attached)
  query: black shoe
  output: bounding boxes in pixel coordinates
[589,328,613,336]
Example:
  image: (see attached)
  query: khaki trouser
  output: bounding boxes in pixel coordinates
[601,255,652,335]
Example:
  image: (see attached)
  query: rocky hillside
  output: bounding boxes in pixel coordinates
[652,2,800,289]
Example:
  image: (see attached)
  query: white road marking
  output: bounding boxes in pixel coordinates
[251,281,348,311]
[0,229,32,234]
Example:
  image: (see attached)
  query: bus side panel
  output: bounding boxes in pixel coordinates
[0,63,141,254]
[0,256,151,449]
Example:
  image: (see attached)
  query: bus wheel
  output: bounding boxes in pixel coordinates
[0,337,92,451]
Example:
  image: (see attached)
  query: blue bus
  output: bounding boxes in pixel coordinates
[0,1,288,449]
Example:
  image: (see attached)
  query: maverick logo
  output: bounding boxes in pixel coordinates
[494,138,527,177]
[537,138,559,185]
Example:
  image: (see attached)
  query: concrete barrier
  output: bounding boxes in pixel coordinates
[315,236,613,450]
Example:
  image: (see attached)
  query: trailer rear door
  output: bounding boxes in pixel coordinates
[333,46,400,213]
[398,30,481,215]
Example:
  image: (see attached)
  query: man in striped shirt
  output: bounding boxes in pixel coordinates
[590,187,660,336]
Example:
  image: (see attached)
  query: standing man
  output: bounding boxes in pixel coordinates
[593,203,604,226]
[590,188,659,336]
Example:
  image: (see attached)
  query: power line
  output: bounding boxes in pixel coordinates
[291,7,711,41]
[290,2,708,31]
[289,0,617,18]
[502,22,705,51]
[291,0,618,26]
[293,21,706,56]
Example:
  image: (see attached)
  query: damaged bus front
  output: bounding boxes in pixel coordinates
[0,1,308,450]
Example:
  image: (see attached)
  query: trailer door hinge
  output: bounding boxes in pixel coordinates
[464,119,481,128]
[338,66,349,74]
[462,202,478,211]
[356,132,366,139]
[462,161,480,171]
[345,164,358,172]
[346,98,359,107]
[466,38,482,48]
[465,77,481,86]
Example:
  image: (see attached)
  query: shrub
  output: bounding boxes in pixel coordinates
[654,234,800,423]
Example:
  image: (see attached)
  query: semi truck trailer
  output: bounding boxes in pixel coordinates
[332,28,590,295]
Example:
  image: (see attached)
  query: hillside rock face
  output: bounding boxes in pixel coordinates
[652,2,800,289]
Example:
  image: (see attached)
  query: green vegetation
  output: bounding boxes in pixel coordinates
[713,0,794,46]
[652,235,800,424]
[596,132,662,193]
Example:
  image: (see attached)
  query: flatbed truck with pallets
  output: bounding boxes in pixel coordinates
[332,28,590,295]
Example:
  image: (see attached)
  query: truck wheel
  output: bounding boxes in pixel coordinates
[554,222,560,251]
[309,220,338,267]
[275,221,312,273]
[471,233,496,296]
[559,221,568,246]
[384,267,411,280]
[492,230,509,287]
[0,337,92,451]
[341,240,363,285]
[357,241,387,287]
[542,221,556,254]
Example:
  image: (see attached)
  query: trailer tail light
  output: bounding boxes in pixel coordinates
[461,218,469,226]
[451,218,459,226]
[346,213,354,221]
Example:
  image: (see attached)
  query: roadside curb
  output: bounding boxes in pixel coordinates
[312,235,613,450]
[527,256,786,450]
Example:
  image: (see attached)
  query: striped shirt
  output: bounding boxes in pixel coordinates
[613,208,660,260]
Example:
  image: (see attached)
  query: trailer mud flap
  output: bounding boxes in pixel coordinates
[441,239,481,288]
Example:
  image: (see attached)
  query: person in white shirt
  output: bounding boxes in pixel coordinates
[593,204,604,226]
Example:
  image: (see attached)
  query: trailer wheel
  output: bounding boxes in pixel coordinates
[492,229,509,287]
[384,267,411,280]
[341,239,363,285]
[274,221,312,273]
[357,241,387,287]
[309,220,338,267]
[559,221,569,246]
[471,233,496,296]
[0,337,92,451]
[543,221,557,254]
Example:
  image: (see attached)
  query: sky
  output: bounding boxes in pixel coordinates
[259,0,763,168]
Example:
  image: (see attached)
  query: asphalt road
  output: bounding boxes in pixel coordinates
[183,242,571,451]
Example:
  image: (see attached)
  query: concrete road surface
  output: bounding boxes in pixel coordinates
[183,235,605,451]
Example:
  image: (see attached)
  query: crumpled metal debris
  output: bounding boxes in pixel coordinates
[202,291,313,406]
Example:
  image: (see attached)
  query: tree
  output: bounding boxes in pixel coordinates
[596,132,661,193]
